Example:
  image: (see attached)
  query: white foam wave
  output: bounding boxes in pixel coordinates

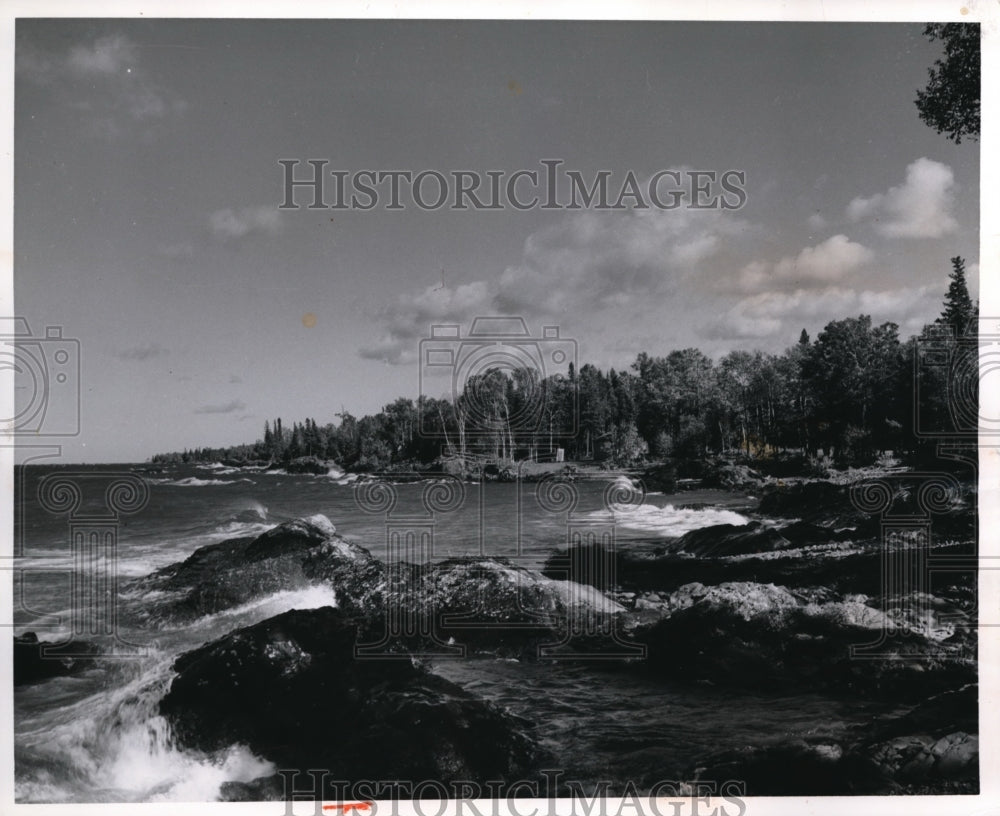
[596,503,750,537]
[15,652,275,802]
[159,477,256,487]
[17,582,340,802]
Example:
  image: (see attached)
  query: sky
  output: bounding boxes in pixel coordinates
[12,19,980,462]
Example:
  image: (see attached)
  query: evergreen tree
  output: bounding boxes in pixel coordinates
[937,256,975,335]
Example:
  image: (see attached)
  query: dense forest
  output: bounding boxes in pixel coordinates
[152,258,978,471]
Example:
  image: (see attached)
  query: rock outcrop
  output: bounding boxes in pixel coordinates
[14,632,98,686]
[159,606,538,797]
[633,581,975,700]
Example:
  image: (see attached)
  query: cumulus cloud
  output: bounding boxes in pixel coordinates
[846,158,958,238]
[194,399,247,415]
[117,342,169,361]
[19,32,185,135]
[209,206,282,240]
[739,235,874,292]
[67,35,135,75]
[360,206,749,364]
[806,212,827,231]
[702,285,934,341]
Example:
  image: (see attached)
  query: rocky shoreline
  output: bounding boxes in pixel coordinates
[15,468,979,796]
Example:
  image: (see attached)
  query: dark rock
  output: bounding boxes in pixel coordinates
[701,462,766,490]
[633,581,976,700]
[692,728,979,796]
[688,686,979,794]
[159,607,537,792]
[692,739,850,795]
[334,556,625,659]
[776,520,858,546]
[127,515,376,622]
[424,557,623,656]
[14,632,98,686]
[638,462,677,493]
[674,521,792,557]
[863,684,978,740]
[757,480,876,530]
[130,514,621,658]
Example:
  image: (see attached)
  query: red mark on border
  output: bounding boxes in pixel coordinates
[323,804,372,813]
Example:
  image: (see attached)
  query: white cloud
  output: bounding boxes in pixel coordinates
[703,285,934,341]
[209,207,282,240]
[739,234,873,291]
[846,158,958,239]
[67,35,134,75]
[360,206,749,364]
[20,33,185,135]
[806,212,827,231]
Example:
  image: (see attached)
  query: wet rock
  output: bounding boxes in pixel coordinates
[673,521,792,557]
[757,480,878,531]
[633,581,975,700]
[865,684,978,740]
[132,515,622,658]
[128,515,380,622]
[14,632,98,686]
[638,462,677,493]
[348,556,626,658]
[691,686,979,795]
[701,462,766,490]
[692,738,850,795]
[159,607,537,792]
[543,539,887,596]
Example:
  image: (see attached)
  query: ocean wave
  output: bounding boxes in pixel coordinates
[189,584,339,628]
[14,651,275,802]
[595,503,750,537]
[152,477,256,487]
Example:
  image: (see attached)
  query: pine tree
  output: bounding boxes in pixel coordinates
[938,256,974,335]
[799,328,810,345]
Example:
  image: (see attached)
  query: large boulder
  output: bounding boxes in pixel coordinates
[633,581,975,700]
[159,607,537,796]
[331,556,626,659]
[425,557,624,656]
[757,480,877,532]
[127,515,382,622]
[14,632,98,686]
[672,521,791,557]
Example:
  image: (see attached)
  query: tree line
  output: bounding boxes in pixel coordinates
[153,258,977,470]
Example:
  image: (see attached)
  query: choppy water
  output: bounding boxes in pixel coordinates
[13,463,890,802]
